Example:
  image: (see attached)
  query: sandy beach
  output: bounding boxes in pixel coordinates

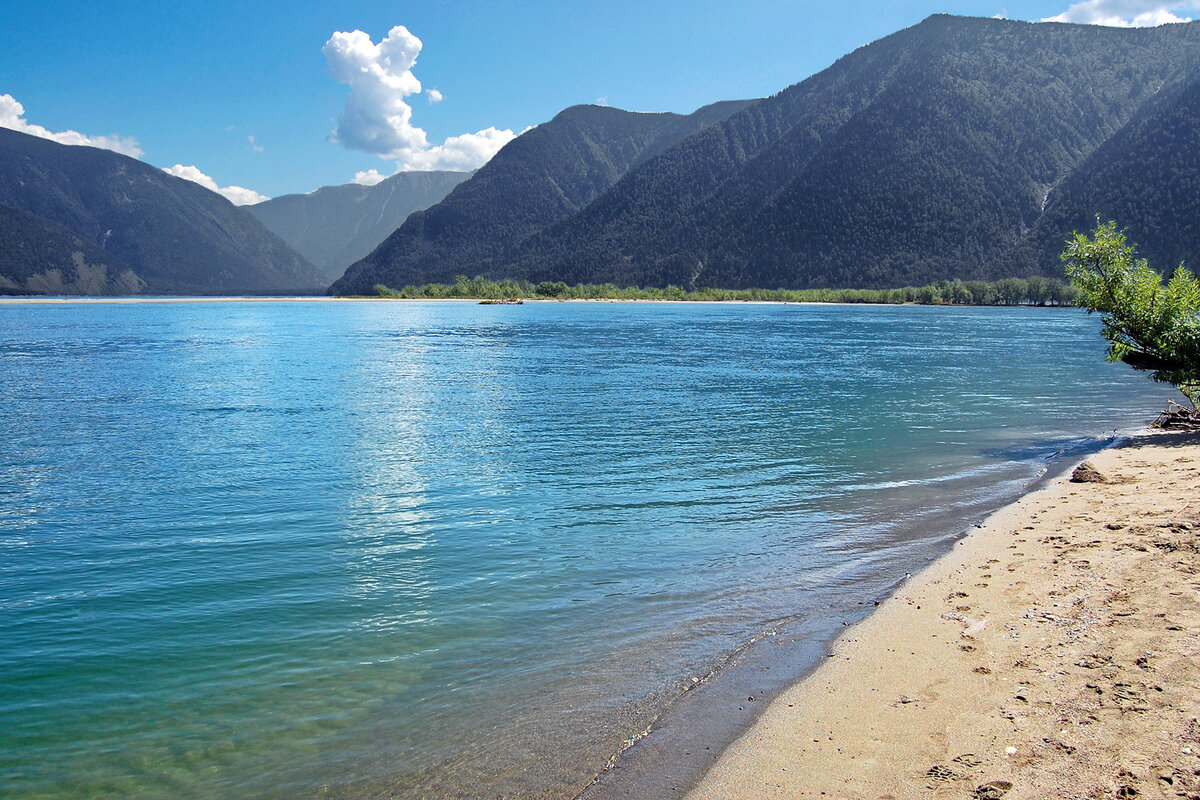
[689,430,1200,800]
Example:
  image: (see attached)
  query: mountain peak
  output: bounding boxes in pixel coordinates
[331,17,1200,294]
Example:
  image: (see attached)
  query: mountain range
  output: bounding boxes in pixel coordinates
[0,127,327,295]
[332,15,1200,294]
[5,15,1200,297]
[246,170,471,282]
[331,100,755,294]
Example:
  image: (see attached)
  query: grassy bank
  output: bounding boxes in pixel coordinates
[365,276,1078,306]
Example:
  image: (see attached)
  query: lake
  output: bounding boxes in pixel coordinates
[0,300,1173,798]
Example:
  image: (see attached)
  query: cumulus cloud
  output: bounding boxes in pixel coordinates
[401,126,516,171]
[351,169,388,186]
[0,93,143,157]
[427,88,443,103]
[323,25,516,171]
[1042,0,1197,26]
[162,164,269,205]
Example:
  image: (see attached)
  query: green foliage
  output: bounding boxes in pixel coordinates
[366,276,1078,306]
[1062,220,1200,406]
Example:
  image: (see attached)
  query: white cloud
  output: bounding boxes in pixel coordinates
[351,168,388,186]
[248,134,264,152]
[0,93,143,157]
[323,25,515,171]
[1042,0,1197,26]
[162,164,269,205]
[427,88,443,103]
[401,126,515,171]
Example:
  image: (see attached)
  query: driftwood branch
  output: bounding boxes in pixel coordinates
[1153,400,1200,430]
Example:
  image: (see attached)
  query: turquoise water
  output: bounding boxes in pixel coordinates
[0,301,1173,798]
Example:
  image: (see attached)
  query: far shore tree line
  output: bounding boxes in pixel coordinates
[363,218,1198,415]
[367,275,1079,306]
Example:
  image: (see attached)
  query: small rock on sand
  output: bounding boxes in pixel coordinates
[1070,461,1108,483]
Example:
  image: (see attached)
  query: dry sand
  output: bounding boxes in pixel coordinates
[689,431,1200,800]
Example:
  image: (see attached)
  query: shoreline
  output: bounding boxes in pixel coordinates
[680,429,1200,799]
[575,430,1136,800]
[0,295,1077,309]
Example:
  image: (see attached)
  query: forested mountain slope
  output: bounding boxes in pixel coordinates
[507,15,1200,288]
[0,205,144,295]
[247,170,471,282]
[1010,73,1200,275]
[0,128,326,295]
[335,15,1200,292]
[329,100,754,294]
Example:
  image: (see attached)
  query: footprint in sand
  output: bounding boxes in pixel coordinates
[973,780,1013,799]
[924,763,960,788]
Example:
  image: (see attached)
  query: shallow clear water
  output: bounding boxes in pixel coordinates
[0,301,1173,798]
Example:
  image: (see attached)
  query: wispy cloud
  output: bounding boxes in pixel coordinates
[248,134,264,153]
[1042,0,1198,26]
[323,25,516,172]
[162,164,269,205]
[0,93,142,157]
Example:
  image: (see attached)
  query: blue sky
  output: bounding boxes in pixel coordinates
[2,0,1198,201]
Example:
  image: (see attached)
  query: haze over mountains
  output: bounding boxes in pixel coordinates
[333,15,1200,295]
[246,171,471,282]
[0,128,326,295]
[4,14,1200,296]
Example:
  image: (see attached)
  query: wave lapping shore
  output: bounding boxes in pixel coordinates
[690,432,1200,800]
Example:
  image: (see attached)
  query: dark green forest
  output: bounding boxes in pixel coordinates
[0,205,143,294]
[332,101,754,294]
[1008,74,1200,277]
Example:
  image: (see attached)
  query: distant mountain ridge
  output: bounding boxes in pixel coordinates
[247,170,472,282]
[330,100,756,294]
[0,127,326,295]
[333,15,1200,294]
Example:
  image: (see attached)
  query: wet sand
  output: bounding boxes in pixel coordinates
[688,431,1200,799]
